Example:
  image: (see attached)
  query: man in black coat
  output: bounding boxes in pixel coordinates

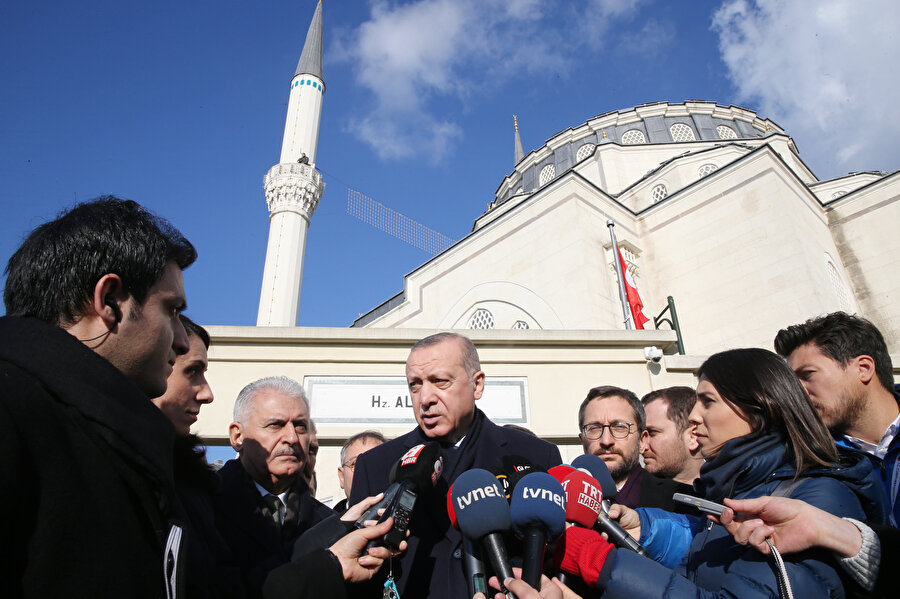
[214,376,334,599]
[0,197,196,597]
[350,332,562,599]
[578,385,692,511]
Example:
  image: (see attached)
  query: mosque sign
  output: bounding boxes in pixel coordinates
[305,376,529,425]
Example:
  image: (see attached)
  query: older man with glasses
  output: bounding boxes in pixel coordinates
[333,430,385,514]
[578,385,692,511]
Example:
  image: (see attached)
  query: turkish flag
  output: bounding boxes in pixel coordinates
[618,247,650,329]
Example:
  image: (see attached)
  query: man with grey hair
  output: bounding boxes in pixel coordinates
[334,430,385,514]
[350,332,562,599]
[213,376,334,599]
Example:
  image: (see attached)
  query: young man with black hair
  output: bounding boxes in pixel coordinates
[0,196,195,597]
[776,311,900,526]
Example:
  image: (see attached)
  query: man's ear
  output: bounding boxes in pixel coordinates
[640,429,649,453]
[855,355,877,386]
[91,274,126,328]
[472,370,486,400]
[229,422,244,451]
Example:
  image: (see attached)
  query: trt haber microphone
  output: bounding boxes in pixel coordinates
[562,469,648,557]
[362,442,443,550]
[548,464,576,484]
[571,453,617,512]
[451,468,517,598]
[509,472,567,589]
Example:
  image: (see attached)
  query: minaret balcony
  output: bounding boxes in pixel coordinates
[263,162,325,219]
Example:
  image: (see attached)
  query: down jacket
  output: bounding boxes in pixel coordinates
[600,432,888,598]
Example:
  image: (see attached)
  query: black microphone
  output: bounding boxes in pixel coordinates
[358,442,443,551]
[509,472,566,588]
[450,469,517,598]
[562,469,648,557]
[571,453,617,513]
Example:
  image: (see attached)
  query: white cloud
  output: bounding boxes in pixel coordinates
[335,0,644,162]
[712,0,900,178]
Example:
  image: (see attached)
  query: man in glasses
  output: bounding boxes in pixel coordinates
[578,385,691,510]
[333,430,385,514]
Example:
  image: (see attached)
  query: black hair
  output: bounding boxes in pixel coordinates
[775,311,893,391]
[578,385,645,432]
[4,196,196,325]
[698,348,838,475]
[179,314,210,349]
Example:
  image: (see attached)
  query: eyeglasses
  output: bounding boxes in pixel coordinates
[580,421,634,440]
[342,459,357,470]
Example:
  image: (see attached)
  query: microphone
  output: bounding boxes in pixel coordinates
[509,472,566,589]
[447,484,488,598]
[562,470,648,557]
[571,454,617,512]
[358,442,443,550]
[547,464,576,484]
[450,469,517,598]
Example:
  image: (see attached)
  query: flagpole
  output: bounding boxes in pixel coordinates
[607,219,634,330]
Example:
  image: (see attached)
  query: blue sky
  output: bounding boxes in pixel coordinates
[2,0,898,328]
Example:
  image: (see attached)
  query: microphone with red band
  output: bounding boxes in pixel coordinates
[562,468,649,557]
[450,468,517,598]
[509,472,566,588]
[548,464,576,484]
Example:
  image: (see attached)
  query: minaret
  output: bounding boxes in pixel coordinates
[257,0,325,326]
[514,115,524,165]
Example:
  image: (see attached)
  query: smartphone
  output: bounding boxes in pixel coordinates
[673,492,727,516]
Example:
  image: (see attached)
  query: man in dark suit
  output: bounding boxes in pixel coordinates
[350,332,562,599]
[578,385,691,511]
[214,376,334,598]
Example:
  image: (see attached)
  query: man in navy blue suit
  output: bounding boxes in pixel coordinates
[350,332,562,599]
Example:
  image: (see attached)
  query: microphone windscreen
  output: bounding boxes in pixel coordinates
[391,442,444,491]
[451,469,512,539]
[509,472,566,540]
[571,454,617,501]
[561,470,604,527]
[548,464,576,483]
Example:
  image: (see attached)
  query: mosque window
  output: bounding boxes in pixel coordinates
[670,123,696,142]
[831,190,848,199]
[621,129,646,145]
[716,125,737,139]
[468,309,495,330]
[576,143,595,162]
[512,320,529,330]
[516,187,524,194]
[539,164,556,186]
[825,253,852,312]
[697,163,718,178]
[650,183,668,203]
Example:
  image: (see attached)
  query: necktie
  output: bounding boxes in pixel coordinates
[263,493,283,533]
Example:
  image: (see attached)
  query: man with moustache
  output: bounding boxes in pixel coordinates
[350,332,561,599]
[214,376,334,598]
[578,385,690,510]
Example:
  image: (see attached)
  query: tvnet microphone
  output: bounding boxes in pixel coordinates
[562,469,649,557]
[447,483,488,598]
[450,469,517,599]
[509,472,566,589]
[571,453,617,512]
[359,442,443,550]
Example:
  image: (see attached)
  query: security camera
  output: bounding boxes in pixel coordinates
[644,346,663,363]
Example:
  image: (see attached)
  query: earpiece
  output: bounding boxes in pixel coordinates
[105,298,122,324]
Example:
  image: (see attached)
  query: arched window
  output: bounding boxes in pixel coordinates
[621,129,646,145]
[716,125,737,139]
[697,163,718,178]
[539,164,556,186]
[825,254,852,312]
[650,183,668,203]
[512,320,529,330]
[831,190,848,199]
[670,123,696,142]
[468,309,495,329]
[576,143,595,162]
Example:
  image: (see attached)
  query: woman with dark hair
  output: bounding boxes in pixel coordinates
[555,348,888,598]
